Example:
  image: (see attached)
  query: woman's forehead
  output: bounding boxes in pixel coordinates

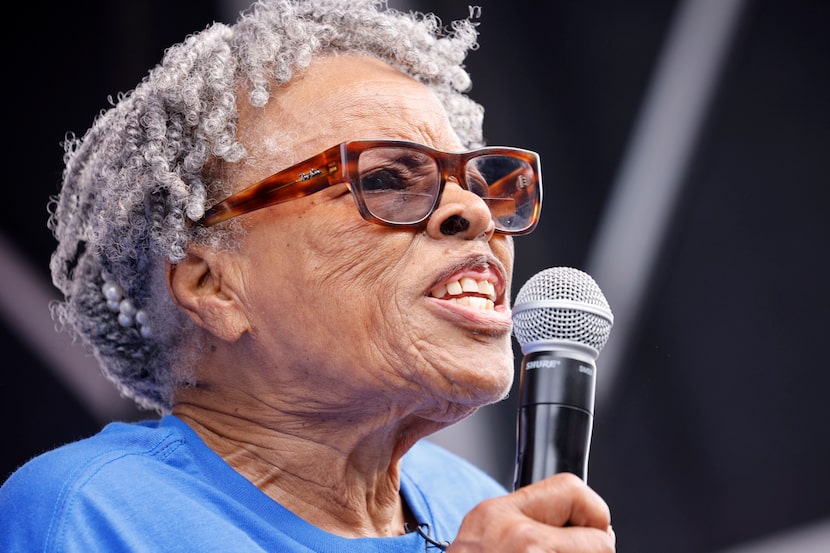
[240,55,459,167]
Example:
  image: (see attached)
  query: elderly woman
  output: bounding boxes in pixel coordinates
[0,1,614,551]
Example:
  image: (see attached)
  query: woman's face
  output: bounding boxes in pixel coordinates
[224,54,516,423]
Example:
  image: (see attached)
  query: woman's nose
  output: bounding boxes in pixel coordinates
[424,179,495,240]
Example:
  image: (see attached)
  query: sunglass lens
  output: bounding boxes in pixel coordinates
[358,147,440,224]
[466,155,539,233]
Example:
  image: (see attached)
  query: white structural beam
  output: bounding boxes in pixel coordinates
[587,0,747,405]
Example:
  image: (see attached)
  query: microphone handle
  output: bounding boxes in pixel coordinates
[513,350,597,489]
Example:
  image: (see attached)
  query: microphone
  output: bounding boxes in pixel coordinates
[512,267,613,489]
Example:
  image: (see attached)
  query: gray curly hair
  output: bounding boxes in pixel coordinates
[47,0,485,414]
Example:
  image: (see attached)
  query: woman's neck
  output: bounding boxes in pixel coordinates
[171,391,441,538]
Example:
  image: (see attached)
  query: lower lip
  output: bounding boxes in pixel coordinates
[426,297,513,333]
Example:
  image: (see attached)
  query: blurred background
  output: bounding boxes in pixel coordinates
[1,1,827,551]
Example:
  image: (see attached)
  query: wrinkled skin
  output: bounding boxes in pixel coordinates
[167,54,614,551]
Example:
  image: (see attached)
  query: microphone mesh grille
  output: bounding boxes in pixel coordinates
[512,267,613,351]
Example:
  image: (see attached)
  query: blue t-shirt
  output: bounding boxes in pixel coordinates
[0,415,506,552]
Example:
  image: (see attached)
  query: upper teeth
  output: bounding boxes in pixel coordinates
[430,277,497,310]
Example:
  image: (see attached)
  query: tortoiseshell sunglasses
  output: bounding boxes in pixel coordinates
[197,139,543,235]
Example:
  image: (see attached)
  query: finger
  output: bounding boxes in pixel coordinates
[544,524,617,553]
[448,514,616,553]
[511,472,612,530]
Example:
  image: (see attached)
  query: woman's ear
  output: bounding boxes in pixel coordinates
[166,245,249,342]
